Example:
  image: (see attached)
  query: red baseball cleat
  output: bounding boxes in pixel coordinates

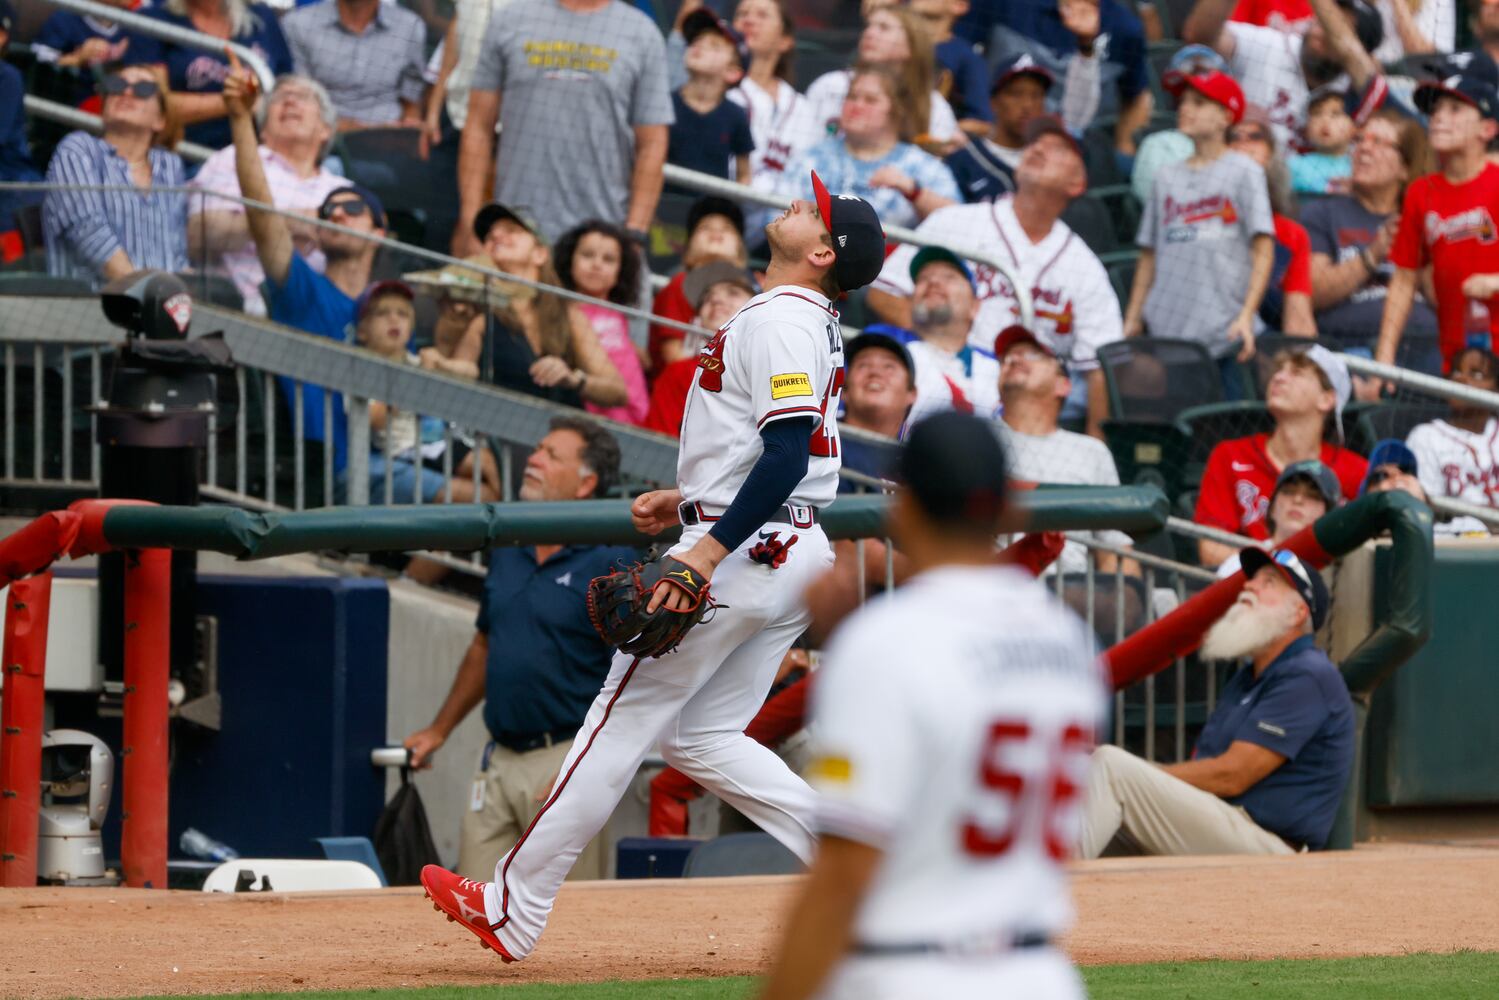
[420,864,515,962]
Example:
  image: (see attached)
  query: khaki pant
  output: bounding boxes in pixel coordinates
[1079,745,1295,859]
[456,738,607,882]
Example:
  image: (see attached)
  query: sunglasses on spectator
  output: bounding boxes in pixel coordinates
[319,197,370,221]
[100,76,160,99]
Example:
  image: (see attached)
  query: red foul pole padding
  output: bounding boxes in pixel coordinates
[1104,524,1333,692]
[120,549,171,889]
[66,498,157,560]
[0,512,80,591]
[0,573,53,887]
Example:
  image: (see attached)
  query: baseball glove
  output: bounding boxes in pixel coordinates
[587,554,718,658]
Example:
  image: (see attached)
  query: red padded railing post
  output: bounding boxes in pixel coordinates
[120,549,171,889]
[0,572,53,887]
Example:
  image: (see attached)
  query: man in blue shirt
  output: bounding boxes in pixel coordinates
[225,67,385,478]
[403,417,639,881]
[1080,547,1355,856]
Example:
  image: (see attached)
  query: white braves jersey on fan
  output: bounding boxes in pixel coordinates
[678,286,846,509]
[811,565,1107,946]
[727,77,823,188]
[905,338,1000,425]
[1407,417,1499,509]
[872,198,1122,371]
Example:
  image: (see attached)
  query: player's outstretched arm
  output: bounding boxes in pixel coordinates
[758,835,882,1000]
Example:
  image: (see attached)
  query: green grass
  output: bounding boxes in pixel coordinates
[117,951,1499,1000]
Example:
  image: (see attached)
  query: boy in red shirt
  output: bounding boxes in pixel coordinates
[1194,345,1368,567]
[1377,68,1499,371]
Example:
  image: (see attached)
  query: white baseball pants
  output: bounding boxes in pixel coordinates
[484,524,833,959]
[822,947,1085,1000]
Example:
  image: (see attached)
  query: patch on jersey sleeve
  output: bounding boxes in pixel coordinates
[770,372,813,400]
[809,754,853,784]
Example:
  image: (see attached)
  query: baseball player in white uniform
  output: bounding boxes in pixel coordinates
[421,173,887,963]
[760,412,1107,1000]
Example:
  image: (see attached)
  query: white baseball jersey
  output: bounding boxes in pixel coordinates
[903,336,1001,425]
[872,198,1123,371]
[728,77,824,189]
[678,286,846,510]
[1407,417,1499,509]
[811,564,1107,948]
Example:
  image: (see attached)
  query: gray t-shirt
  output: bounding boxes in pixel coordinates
[1137,151,1275,358]
[993,421,1132,575]
[471,0,674,239]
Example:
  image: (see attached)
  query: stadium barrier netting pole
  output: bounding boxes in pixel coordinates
[0,573,54,888]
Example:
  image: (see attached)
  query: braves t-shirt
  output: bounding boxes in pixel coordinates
[1303,194,1438,350]
[1389,163,1499,365]
[1194,433,1368,538]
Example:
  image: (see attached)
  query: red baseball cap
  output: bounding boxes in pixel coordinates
[994,324,1067,375]
[1163,69,1247,124]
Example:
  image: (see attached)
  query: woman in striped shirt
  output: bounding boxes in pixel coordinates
[43,63,189,285]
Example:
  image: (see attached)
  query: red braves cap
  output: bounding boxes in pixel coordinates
[994,324,1067,375]
[355,279,414,321]
[811,170,886,293]
[1163,69,1246,124]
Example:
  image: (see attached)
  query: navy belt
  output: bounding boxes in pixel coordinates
[492,727,574,754]
[852,931,1052,958]
[678,500,819,529]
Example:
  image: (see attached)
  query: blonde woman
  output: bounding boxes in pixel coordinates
[805,5,960,149]
[124,0,293,150]
[44,64,189,285]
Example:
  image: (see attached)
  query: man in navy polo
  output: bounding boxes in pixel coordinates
[1080,548,1355,857]
[404,416,639,881]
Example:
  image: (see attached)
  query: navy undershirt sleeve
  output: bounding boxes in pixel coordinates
[707,417,815,553]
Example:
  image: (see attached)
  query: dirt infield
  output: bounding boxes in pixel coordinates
[4,842,1498,998]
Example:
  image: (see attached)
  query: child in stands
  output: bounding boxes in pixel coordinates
[554,220,651,426]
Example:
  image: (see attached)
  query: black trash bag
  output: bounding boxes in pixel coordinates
[373,768,442,885]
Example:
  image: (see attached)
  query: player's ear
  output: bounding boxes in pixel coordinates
[808,241,837,273]
[725,64,745,87]
[576,470,599,500]
[1483,118,1499,146]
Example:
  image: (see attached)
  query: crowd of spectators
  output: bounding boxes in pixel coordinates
[1,0,1497,549]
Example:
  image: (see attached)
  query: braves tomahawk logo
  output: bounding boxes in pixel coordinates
[1425,208,1498,245]
[1163,195,1240,227]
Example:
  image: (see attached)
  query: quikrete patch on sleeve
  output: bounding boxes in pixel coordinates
[770,372,813,399]
[809,754,853,783]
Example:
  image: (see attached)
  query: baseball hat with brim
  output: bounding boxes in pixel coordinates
[991,52,1054,95]
[810,170,886,294]
[899,411,1009,528]
[1164,69,1247,124]
[1022,113,1085,161]
[321,183,387,230]
[1415,72,1499,121]
[909,245,975,290]
[683,8,750,71]
[1169,43,1228,76]
[1300,344,1351,441]
[683,260,757,311]
[687,195,745,238]
[1239,547,1330,631]
[1274,459,1342,507]
[354,279,414,321]
[846,330,916,383]
[1360,438,1419,496]
[994,324,1068,376]
[473,202,546,246]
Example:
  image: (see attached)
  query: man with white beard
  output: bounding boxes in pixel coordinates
[1079,549,1355,857]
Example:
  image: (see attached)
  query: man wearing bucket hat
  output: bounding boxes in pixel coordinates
[1081,546,1355,858]
[1195,345,1368,568]
[421,173,886,964]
